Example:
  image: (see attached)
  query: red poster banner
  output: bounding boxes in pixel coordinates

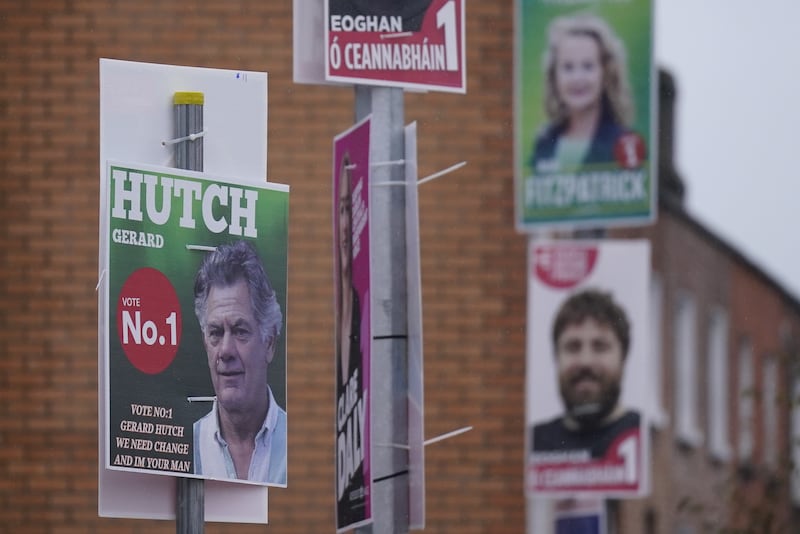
[325,0,466,93]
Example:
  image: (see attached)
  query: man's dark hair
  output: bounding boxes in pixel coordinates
[551,288,630,357]
[193,240,282,344]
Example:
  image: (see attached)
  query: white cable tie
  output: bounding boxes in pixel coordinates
[95,269,107,292]
[424,426,473,446]
[371,159,405,168]
[345,164,358,170]
[418,161,467,186]
[375,426,473,450]
[381,32,413,40]
[187,396,216,403]
[162,129,207,147]
[186,244,217,252]
[373,180,407,187]
[376,442,411,450]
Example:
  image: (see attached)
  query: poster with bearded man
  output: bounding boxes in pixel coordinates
[525,239,650,498]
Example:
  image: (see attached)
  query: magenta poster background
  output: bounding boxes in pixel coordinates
[333,116,372,532]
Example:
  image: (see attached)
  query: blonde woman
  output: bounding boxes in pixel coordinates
[531,13,636,173]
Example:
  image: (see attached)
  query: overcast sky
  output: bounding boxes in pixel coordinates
[655,0,800,300]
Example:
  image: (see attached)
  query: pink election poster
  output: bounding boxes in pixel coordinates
[333,116,373,532]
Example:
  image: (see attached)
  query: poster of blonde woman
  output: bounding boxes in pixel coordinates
[514,0,655,231]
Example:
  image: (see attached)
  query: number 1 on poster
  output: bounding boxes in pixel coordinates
[436,1,458,71]
[122,310,177,347]
[617,435,638,484]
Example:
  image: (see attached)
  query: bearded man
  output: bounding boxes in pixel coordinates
[531,289,640,458]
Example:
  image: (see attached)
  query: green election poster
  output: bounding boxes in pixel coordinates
[103,161,289,487]
[515,0,655,230]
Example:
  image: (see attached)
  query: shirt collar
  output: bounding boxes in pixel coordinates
[211,387,278,446]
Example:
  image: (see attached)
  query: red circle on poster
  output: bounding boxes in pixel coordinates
[533,245,599,289]
[613,132,646,169]
[116,267,182,374]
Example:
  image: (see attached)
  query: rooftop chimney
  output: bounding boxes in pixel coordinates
[658,69,686,206]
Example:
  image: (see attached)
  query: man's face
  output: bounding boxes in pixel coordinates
[555,317,624,426]
[203,279,272,414]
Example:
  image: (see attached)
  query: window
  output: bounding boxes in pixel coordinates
[791,377,800,505]
[644,508,657,534]
[707,308,731,461]
[648,274,667,427]
[762,357,778,467]
[737,339,754,463]
[674,292,702,446]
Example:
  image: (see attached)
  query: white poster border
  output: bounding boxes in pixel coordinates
[98,58,271,523]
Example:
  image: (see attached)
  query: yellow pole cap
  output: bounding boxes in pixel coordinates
[173,91,204,105]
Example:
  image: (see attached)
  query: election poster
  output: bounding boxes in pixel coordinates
[99,58,274,523]
[324,0,466,93]
[103,161,289,489]
[525,239,650,497]
[514,0,655,230]
[333,117,373,532]
[554,498,607,534]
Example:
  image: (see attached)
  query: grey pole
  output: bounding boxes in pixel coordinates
[354,85,410,534]
[173,91,205,534]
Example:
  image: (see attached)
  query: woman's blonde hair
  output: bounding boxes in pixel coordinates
[542,13,634,127]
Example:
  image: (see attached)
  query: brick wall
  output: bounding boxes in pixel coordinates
[0,1,526,532]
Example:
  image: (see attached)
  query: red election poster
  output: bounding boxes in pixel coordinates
[333,116,373,532]
[525,239,651,498]
[325,0,466,93]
